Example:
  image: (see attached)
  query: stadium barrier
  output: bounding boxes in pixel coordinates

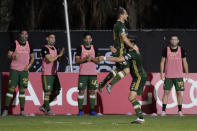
[1,72,197,115]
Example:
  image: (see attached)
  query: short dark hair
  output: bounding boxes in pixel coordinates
[170,35,179,39]
[46,33,55,37]
[83,32,92,39]
[19,29,28,34]
[117,7,125,18]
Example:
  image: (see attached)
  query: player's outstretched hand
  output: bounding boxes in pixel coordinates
[24,65,30,71]
[59,48,65,57]
[86,55,91,62]
[133,45,140,54]
[160,73,165,81]
[99,56,104,61]
[185,73,189,82]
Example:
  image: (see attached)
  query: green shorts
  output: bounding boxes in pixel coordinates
[9,69,28,88]
[42,75,61,92]
[115,62,129,70]
[130,75,147,95]
[164,78,184,91]
[112,48,129,70]
[78,75,97,90]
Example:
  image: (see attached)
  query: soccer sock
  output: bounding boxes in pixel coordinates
[102,70,117,85]
[131,98,143,119]
[109,71,126,86]
[44,93,50,111]
[178,105,182,112]
[162,104,167,112]
[89,94,96,111]
[5,88,15,108]
[78,94,84,111]
[49,92,59,103]
[19,88,25,111]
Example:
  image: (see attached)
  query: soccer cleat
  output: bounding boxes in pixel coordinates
[45,110,55,116]
[98,82,105,92]
[39,106,46,113]
[131,118,145,124]
[161,111,166,116]
[89,111,99,116]
[178,111,184,117]
[2,110,8,117]
[20,111,27,116]
[78,111,83,116]
[106,84,112,94]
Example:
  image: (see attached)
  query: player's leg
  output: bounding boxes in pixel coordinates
[49,75,61,103]
[110,68,129,86]
[174,78,184,116]
[41,75,54,115]
[2,69,18,116]
[77,75,88,116]
[18,70,28,116]
[129,91,144,124]
[130,75,146,124]
[106,67,129,94]
[108,47,129,87]
[161,78,173,116]
[98,68,118,92]
[88,75,98,116]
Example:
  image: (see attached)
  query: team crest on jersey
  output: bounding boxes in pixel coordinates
[79,83,83,87]
[122,28,125,34]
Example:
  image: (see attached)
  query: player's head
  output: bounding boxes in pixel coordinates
[46,33,56,46]
[83,32,93,48]
[170,35,179,47]
[117,7,128,21]
[18,29,28,44]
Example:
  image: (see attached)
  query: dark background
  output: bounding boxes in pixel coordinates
[1,0,197,31]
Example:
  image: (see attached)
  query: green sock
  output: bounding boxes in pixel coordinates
[89,94,96,110]
[5,88,15,107]
[78,94,84,111]
[110,71,126,86]
[19,88,25,111]
[131,98,143,119]
[102,70,116,85]
[49,92,58,103]
[44,93,50,111]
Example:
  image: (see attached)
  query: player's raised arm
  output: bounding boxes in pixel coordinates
[99,56,124,63]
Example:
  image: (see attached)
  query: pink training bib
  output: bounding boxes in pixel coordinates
[10,40,30,71]
[79,45,97,75]
[42,45,57,75]
[165,46,184,78]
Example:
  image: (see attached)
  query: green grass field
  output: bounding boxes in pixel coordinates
[0,115,197,131]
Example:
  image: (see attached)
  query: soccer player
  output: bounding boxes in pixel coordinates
[99,36,147,124]
[75,32,100,116]
[39,33,65,115]
[99,7,138,93]
[160,35,189,117]
[2,30,35,116]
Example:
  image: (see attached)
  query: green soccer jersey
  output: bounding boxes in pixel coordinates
[124,49,146,79]
[113,21,128,57]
